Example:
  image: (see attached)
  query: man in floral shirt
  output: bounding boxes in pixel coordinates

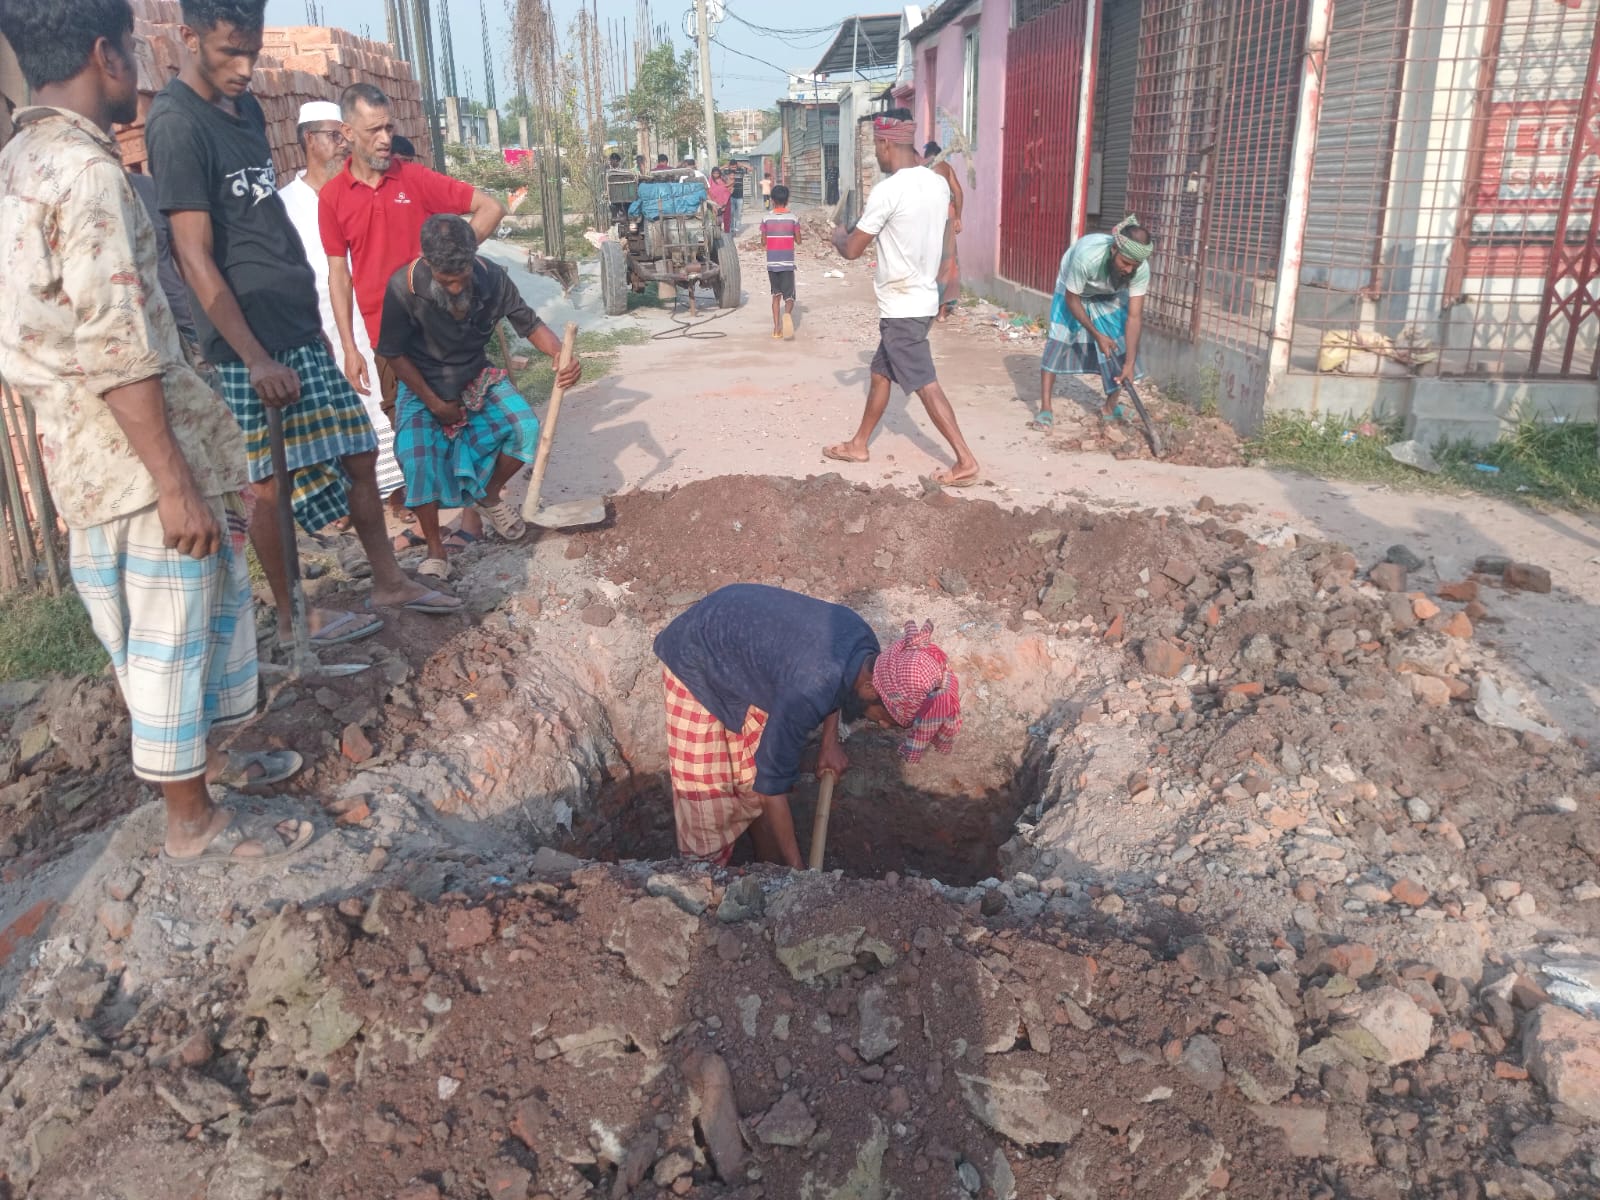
[0,0,314,866]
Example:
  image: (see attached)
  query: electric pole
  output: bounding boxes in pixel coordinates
[694,0,716,167]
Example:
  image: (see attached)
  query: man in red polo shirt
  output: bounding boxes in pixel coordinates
[320,83,504,422]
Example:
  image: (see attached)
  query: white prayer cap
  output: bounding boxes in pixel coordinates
[297,100,342,125]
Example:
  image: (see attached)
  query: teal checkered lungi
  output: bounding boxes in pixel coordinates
[216,340,378,532]
[394,377,540,509]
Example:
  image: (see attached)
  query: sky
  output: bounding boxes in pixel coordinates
[264,0,892,111]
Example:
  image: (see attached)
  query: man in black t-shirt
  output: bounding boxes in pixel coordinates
[375,215,582,577]
[148,0,460,643]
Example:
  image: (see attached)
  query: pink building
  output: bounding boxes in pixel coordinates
[907,0,1013,294]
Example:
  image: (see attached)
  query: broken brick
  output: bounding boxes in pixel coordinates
[1390,879,1430,907]
[1504,562,1552,593]
[1369,562,1408,592]
[341,723,375,763]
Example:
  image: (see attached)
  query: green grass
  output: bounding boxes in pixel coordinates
[0,591,107,683]
[496,325,649,398]
[1248,412,1600,510]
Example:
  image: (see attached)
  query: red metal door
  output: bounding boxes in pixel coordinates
[1000,2,1088,293]
[1531,2,1600,377]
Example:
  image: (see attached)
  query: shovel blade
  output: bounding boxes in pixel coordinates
[529,498,607,529]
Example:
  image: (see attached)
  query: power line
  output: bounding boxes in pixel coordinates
[724,9,841,41]
[708,35,804,80]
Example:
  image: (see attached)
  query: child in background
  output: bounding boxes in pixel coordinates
[761,185,801,340]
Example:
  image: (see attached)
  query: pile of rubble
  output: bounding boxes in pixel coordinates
[2,476,1598,1199]
[6,866,1600,1199]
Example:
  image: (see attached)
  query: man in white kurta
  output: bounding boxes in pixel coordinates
[277,101,405,505]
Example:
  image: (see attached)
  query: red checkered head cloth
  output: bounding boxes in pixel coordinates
[873,115,917,145]
[872,620,962,762]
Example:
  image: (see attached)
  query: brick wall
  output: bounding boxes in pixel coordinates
[119,0,432,178]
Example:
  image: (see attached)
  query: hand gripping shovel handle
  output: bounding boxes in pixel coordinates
[520,322,580,523]
[808,770,837,871]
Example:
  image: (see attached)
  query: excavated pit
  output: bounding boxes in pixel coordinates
[569,765,1034,885]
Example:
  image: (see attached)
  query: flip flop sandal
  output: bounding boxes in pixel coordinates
[211,749,304,790]
[933,472,980,489]
[443,528,480,552]
[393,529,427,551]
[310,610,383,647]
[160,797,316,869]
[1030,410,1055,430]
[418,556,450,581]
[822,445,869,464]
[336,539,373,580]
[369,587,462,616]
[1099,404,1128,423]
[782,312,795,340]
[478,499,526,541]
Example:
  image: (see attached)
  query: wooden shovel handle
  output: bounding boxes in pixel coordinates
[520,321,579,523]
[808,769,837,871]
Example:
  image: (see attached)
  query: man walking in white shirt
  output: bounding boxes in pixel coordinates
[822,111,980,488]
[277,101,405,513]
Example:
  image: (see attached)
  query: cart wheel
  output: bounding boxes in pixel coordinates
[712,229,742,309]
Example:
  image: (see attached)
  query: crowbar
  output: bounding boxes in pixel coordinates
[261,405,370,680]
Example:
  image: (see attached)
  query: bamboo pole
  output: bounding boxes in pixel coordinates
[13,387,61,595]
[0,383,36,587]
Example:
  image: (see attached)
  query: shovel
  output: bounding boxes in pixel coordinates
[261,405,370,680]
[519,322,607,529]
[808,769,837,870]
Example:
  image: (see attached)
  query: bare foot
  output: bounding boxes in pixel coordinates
[822,442,870,464]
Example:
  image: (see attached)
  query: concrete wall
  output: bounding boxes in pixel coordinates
[913,2,1009,288]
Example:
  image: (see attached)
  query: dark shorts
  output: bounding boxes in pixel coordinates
[768,269,796,300]
[869,316,937,393]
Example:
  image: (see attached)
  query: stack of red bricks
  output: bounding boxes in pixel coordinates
[118,0,432,178]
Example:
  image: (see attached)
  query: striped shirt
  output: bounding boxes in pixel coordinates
[762,210,799,271]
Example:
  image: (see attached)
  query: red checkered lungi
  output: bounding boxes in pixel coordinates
[662,666,769,864]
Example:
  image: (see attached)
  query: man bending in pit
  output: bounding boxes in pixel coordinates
[652,584,962,869]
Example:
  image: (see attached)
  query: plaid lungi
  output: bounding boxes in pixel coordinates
[70,493,258,783]
[216,340,378,533]
[394,375,540,509]
[662,666,769,864]
[1043,284,1146,393]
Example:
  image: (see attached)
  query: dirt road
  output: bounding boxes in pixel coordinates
[543,233,1600,738]
[3,223,1600,1200]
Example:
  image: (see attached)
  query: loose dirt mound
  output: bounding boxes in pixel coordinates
[580,475,1243,627]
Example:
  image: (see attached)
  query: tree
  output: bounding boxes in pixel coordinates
[613,43,701,150]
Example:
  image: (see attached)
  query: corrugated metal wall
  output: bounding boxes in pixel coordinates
[783,105,826,207]
[999,1,1088,293]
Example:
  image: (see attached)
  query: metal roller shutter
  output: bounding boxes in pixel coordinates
[1300,0,1407,291]
[1094,0,1141,231]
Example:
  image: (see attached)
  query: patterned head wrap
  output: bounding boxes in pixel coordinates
[873,115,917,145]
[872,621,963,762]
[1112,214,1154,264]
